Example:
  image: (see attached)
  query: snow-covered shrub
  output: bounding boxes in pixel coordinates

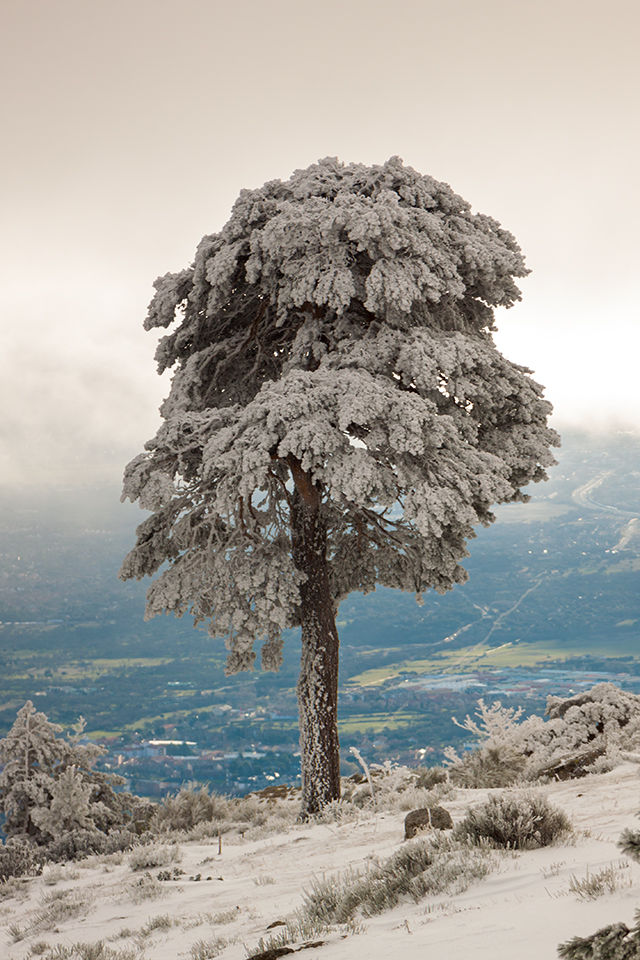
[444,699,544,787]
[299,832,494,925]
[454,790,572,850]
[42,828,133,864]
[128,844,181,872]
[526,683,640,779]
[619,826,640,862]
[100,828,140,855]
[444,684,640,787]
[12,887,93,940]
[567,861,632,900]
[31,766,96,837]
[31,942,141,960]
[153,783,302,841]
[126,870,168,904]
[314,798,366,824]
[251,915,344,958]
[152,785,232,833]
[340,762,453,812]
[190,936,228,960]
[41,863,65,886]
[413,766,448,789]
[0,837,43,881]
[448,745,528,788]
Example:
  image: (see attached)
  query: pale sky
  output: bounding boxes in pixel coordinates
[1,0,638,487]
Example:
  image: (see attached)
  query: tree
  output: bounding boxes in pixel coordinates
[0,701,67,840]
[0,701,123,842]
[30,766,96,837]
[120,157,558,815]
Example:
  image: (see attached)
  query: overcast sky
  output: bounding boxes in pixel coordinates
[1,0,638,488]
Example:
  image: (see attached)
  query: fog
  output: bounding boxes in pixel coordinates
[2,0,638,487]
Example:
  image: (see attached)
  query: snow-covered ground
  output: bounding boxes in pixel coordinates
[2,763,640,960]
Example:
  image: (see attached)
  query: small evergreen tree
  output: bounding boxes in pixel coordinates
[0,701,124,844]
[0,701,67,840]
[30,765,97,837]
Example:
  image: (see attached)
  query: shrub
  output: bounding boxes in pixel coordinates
[444,700,541,787]
[448,745,526,789]
[129,844,181,871]
[42,829,107,863]
[41,825,139,864]
[340,761,453,813]
[567,862,631,901]
[248,835,490,957]
[139,913,173,936]
[189,937,227,960]
[34,942,141,959]
[559,805,640,955]
[445,684,640,788]
[0,876,26,901]
[152,785,230,833]
[0,838,43,881]
[40,863,79,886]
[618,827,640,862]
[0,702,127,845]
[13,888,93,940]
[413,766,448,790]
[301,833,493,924]
[313,798,362,824]
[126,871,168,904]
[29,943,49,956]
[250,915,344,956]
[454,791,572,850]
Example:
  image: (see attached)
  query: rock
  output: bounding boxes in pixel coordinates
[246,949,295,960]
[251,783,297,801]
[404,805,453,839]
[534,747,605,781]
[246,945,325,960]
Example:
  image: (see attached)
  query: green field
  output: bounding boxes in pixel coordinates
[347,636,640,687]
[337,712,417,733]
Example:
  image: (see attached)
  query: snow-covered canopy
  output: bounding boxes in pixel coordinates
[120,157,558,673]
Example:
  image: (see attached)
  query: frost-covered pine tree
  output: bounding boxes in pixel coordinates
[0,701,67,840]
[120,157,558,815]
[30,765,96,837]
[0,701,123,842]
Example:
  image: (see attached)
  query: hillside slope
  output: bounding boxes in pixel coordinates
[2,763,640,960]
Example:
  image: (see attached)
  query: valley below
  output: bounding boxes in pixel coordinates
[1,430,639,797]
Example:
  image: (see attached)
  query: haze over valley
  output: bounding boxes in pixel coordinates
[1,430,639,797]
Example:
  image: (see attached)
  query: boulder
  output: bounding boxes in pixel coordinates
[404,805,453,839]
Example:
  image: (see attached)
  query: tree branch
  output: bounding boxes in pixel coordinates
[287,455,321,510]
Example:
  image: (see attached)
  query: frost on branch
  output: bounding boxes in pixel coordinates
[121,157,558,675]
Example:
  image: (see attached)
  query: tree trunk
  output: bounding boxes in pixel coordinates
[289,459,341,817]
